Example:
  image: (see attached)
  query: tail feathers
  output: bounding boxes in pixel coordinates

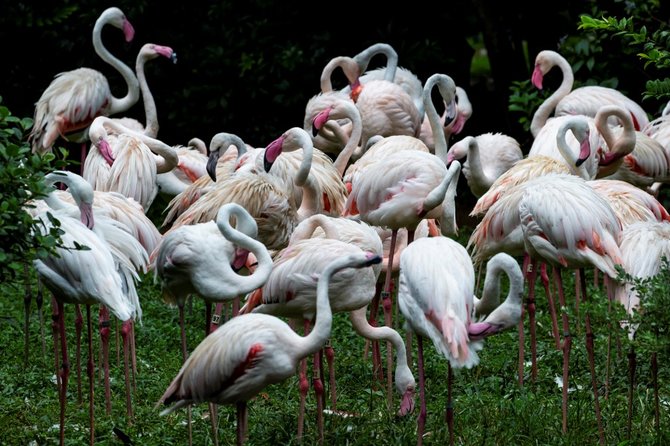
[439,312,481,369]
[238,288,263,314]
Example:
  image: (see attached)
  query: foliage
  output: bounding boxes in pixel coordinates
[578,11,670,101]
[508,80,547,134]
[615,257,670,356]
[0,97,67,285]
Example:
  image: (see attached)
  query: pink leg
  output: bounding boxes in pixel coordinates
[297,320,310,440]
[179,306,193,446]
[446,363,454,446]
[524,258,538,383]
[85,305,95,446]
[74,304,83,404]
[57,300,69,446]
[120,320,133,421]
[381,230,398,403]
[540,264,561,349]
[578,269,604,444]
[98,306,112,415]
[554,268,571,434]
[323,339,337,410]
[51,296,61,391]
[313,349,325,444]
[364,280,384,383]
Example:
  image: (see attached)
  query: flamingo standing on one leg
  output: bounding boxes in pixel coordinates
[157,251,382,446]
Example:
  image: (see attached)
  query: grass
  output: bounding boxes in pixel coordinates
[1,226,669,445]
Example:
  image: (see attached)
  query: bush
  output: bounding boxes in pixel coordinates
[0,97,67,285]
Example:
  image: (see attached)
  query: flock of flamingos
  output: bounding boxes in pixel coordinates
[23,5,670,446]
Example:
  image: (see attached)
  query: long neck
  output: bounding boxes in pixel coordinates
[136,50,159,138]
[595,106,636,177]
[332,102,363,177]
[556,121,588,179]
[423,74,456,162]
[437,161,462,236]
[92,17,140,115]
[421,158,460,219]
[290,214,340,244]
[461,136,494,193]
[530,54,574,137]
[294,257,350,358]
[477,254,524,316]
[320,56,359,93]
[217,205,273,294]
[296,175,320,221]
[355,43,399,82]
[348,307,407,365]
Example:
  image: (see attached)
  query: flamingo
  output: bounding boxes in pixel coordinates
[32,170,142,446]
[161,133,247,229]
[446,132,523,197]
[151,202,273,355]
[518,172,624,443]
[237,236,410,441]
[169,128,326,254]
[29,7,139,163]
[398,236,523,445]
[157,250,382,446]
[156,138,209,199]
[84,116,179,211]
[471,115,596,218]
[420,86,473,152]
[530,49,649,137]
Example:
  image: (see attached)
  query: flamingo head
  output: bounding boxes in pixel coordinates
[264,134,285,173]
[575,134,591,167]
[206,149,221,181]
[312,106,334,136]
[231,248,250,273]
[349,79,363,102]
[531,65,544,89]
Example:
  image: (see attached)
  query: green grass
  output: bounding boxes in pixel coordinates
[1,237,669,445]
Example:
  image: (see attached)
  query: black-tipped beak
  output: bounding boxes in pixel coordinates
[207,150,219,181]
[263,153,273,173]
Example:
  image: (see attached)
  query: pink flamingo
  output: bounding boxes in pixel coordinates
[518,173,623,443]
[530,49,650,136]
[398,236,524,445]
[33,171,142,446]
[157,250,382,446]
[29,7,139,163]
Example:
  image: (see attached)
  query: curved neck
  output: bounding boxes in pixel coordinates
[92,14,140,116]
[207,133,248,181]
[595,106,636,176]
[530,53,574,137]
[437,161,462,236]
[216,204,273,295]
[462,136,494,192]
[478,254,524,315]
[136,47,159,138]
[331,102,364,177]
[423,74,456,162]
[290,214,341,244]
[349,307,407,364]
[43,171,95,228]
[296,175,320,221]
[320,56,359,93]
[354,43,399,82]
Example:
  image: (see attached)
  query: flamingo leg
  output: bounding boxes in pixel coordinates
[363,280,384,382]
[98,306,112,415]
[297,320,310,440]
[323,338,337,410]
[313,348,325,445]
[57,300,69,446]
[50,296,60,391]
[381,229,398,405]
[579,269,604,445]
[37,278,47,361]
[120,320,133,421]
[177,305,193,446]
[86,305,95,446]
[416,334,426,446]
[541,264,561,349]
[130,321,137,393]
[75,304,84,404]
[236,401,246,446]
[524,257,538,383]
[554,268,571,434]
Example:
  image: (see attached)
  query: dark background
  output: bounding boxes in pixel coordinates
[2,1,667,223]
